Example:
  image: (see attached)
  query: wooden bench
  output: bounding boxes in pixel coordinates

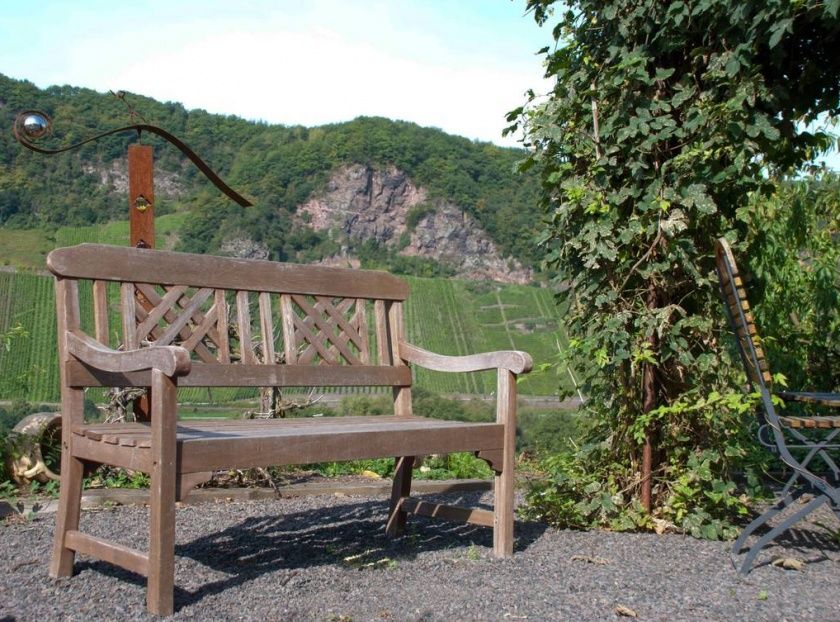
[46,244,532,616]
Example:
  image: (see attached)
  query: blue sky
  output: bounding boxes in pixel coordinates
[2,1,836,166]
[1,0,551,147]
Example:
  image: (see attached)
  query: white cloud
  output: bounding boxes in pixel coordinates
[105,27,541,146]
[1,1,550,147]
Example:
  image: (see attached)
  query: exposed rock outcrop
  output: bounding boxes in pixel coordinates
[220,236,270,260]
[81,159,187,198]
[300,164,421,243]
[299,165,531,284]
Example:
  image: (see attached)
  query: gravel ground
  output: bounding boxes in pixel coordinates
[2,490,839,622]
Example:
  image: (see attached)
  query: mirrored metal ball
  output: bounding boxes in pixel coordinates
[22,113,50,139]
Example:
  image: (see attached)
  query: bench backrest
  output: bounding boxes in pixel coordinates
[48,244,413,391]
[715,238,773,392]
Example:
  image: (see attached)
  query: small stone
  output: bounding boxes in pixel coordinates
[615,604,638,617]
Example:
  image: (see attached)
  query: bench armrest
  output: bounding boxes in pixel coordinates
[66,330,191,378]
[399,342,533,374]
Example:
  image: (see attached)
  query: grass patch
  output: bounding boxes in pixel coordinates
[0,228,51,269]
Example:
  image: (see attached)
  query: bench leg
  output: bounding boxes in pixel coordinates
[50,386,86,578]
[386,456,414,537]
[493,370,516,558]
[147,370,177,616]
[49,454,84,577]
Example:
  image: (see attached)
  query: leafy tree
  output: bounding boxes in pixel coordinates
[743,174,840,392]
[509,0,840,536]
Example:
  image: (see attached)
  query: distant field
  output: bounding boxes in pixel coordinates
[0,213,188,270]
[402,277,571,395]
[0,229,52,269]
[53,212,187,249]
[0,217,575,400]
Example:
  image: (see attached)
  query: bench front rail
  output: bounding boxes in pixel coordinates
[46,244,532,616]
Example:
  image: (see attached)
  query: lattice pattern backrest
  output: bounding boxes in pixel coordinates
[281,294,370,365]
[118,285,378,365]
[715,238,772,389]
[48,244,409,368]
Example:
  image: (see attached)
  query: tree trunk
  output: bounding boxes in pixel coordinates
[641,283,660,512]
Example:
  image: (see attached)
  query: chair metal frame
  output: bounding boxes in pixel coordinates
[715,238,840,574]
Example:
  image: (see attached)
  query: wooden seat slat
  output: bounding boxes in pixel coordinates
[74,416,489,439]
[70,417,504,474]
[780,416,840,429]
[178,421,504,472]
[778,391,840,408]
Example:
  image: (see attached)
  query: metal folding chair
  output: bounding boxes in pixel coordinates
[715,237,840,574]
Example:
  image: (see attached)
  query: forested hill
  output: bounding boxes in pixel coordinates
[0,74,541,278]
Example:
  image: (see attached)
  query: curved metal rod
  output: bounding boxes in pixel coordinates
[13,112,252,207]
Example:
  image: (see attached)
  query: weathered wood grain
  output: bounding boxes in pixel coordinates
[48,244,409,300]
[66,330,191,377]
[400,342,533,375]
[66,530,149,577]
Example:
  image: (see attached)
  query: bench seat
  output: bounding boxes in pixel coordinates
[71,416,504,473]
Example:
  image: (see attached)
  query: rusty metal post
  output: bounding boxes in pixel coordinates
[128,145,154,421]
[128,144,155,249]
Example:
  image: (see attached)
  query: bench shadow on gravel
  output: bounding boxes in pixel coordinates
[76,492,546,612]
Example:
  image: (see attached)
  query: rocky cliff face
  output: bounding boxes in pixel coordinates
[81,159,188,198]
[298,165,531,283]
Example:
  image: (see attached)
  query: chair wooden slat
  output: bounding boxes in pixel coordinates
[65,360,412,388]
[258,292,276,364]
[215,290,230,364]
[235,291,256,364]
[279,294,297,364]
[92,280,109,346]
[292,295,361,365]
[715,240,771,389]
[181,303,219,352]
[155,288,213,347]
[134,286,188,344]
[290,306,336,364]
[374,299,391,366]
[120,283,138,350]
[355,299,370,364]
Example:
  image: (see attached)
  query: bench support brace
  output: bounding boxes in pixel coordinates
[386,456,414,537]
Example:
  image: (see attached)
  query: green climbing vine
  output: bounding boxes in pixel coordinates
[510,0,840,537]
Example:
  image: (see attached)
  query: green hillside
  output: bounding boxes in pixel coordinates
[0,74,542,272]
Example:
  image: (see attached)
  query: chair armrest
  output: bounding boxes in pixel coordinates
[776,390,840,408]
[399,342,533,374]
[66,330,191,378]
